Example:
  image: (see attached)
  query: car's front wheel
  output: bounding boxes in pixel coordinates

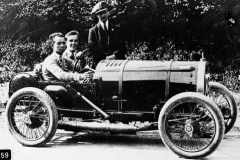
[158,92,225,159]
[5,87,58,146]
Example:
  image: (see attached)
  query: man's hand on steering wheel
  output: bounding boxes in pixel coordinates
[79,70,94,83]
[82,71,94,79]
[75,51,84,59]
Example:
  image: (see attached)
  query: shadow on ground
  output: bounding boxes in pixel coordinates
[47,130,165,148]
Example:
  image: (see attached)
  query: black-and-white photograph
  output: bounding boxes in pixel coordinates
[0,0,240,159]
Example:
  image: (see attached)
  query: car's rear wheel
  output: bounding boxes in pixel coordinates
[158,92,224,159]
[208,81,237,134]
[5,87,58,146]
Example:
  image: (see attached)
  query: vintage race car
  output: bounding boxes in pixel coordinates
[4,59,237,159]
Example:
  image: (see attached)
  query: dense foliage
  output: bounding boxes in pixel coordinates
[0,0,240,91]
[0,39,41,82]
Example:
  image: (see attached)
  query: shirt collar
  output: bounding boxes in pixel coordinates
[52,51,61,57]
[99,20,108,30]
[64,50,74,57]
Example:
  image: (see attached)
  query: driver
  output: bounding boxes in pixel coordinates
[42,32,93,82]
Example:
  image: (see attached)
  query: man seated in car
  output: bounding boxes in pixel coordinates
[42,32,93,82]
[62,30,86,72]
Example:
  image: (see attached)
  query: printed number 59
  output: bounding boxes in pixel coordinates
[0,150,11,160]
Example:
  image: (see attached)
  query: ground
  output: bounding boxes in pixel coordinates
[0,111,240,160]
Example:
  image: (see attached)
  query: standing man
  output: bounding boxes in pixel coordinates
[88,1,127,68]
[42,32,93,82]
[62,30,86,71]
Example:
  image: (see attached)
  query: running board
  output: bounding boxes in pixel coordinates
[58,121,157,134]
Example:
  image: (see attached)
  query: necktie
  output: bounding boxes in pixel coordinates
[103,22,107,32]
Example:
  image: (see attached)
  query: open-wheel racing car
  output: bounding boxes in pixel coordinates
[4,59,237,159]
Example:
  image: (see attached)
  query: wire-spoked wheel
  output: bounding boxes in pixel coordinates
[158,92,225,159]
[5,87,58,146]
[208,81,237,134]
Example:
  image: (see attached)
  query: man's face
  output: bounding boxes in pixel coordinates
[53,36,66,54]
[66,35,79,52]
[96,9,108,22]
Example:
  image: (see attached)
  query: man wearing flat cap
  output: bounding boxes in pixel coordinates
[88,1,127,69]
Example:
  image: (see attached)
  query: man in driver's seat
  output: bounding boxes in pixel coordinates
[42,32,93,82]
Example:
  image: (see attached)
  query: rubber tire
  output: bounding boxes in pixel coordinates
[209,81,237,134]
[5,87,58,146]
[158,92,225,159]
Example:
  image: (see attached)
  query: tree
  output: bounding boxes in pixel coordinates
[1,0,240,83]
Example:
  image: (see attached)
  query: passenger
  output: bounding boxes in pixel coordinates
[62,30,86,72]
[42,32,93,82]
[88,1,127,69]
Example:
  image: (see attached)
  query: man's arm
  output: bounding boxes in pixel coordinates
[112,45,127,59]
[47,58,83,81]
[88,28,108,68]
[110,24,127,59]
[88,28,98,58]
[88,28,106,59]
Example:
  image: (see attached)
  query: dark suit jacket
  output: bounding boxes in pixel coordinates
[88,21,127,68]
[62,50,86,72]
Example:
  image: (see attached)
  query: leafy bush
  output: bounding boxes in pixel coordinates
[211,66,240,92]
[127,41,203,61]
[0,39,42,82]
[0,0,239,90]
[127,40,240,93]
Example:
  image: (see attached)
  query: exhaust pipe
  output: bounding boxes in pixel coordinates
[58,121,156,134]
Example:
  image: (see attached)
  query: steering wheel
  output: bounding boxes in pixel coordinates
[72,49,90,73]
[72,58,80,73]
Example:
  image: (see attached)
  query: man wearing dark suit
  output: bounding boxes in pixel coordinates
[88,1,127,68]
